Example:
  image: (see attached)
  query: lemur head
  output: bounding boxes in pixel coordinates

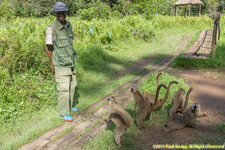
[192,103,200,113]
[107,96,118,104]
[131,86,138,93]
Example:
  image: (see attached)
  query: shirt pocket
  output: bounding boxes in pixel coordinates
[58,51,73,66]
[58,35,68,47]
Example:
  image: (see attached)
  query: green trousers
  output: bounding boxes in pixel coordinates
[55,66,77,116]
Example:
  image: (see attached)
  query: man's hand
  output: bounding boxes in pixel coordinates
[51,64,54,72]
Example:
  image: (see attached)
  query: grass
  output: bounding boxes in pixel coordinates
[0,108,63,150]
[1,16,219,149]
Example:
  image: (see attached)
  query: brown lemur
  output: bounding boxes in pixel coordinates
[164,103,207,132]
[170,87,193,120]
[131,84,167,128]
[105,96,133,148]
[143,72,178,111]
[177,87,193,113]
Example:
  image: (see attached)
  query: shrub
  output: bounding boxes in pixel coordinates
[76,2,111,20]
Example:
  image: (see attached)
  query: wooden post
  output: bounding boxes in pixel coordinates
[176,6,177,16]
[185,6,187,17]
[189,5,191,16]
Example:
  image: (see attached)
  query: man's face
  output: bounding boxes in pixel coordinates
[55,11,67,24]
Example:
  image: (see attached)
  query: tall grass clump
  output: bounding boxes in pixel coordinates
[0,17,57,126]
[152,15,212,30]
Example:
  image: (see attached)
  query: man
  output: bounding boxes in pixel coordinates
[45,2,78,122]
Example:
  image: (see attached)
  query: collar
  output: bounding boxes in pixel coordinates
[56,19,70,30]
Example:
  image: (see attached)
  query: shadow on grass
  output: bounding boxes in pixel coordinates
[76,45,170,100]
[173,42,225,70]
[77,45,169,78]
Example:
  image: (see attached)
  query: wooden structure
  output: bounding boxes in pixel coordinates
[174,0,204,16]
[211,11,221,55]
[181,30,213,59]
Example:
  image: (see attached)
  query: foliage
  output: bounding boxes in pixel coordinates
[13,0,55,17]
[0,0,15,21]
[112,0,139,16]
[1,0,219,18]
[76,1,111,20]
[0,72,56,125]
[0,18,52,75]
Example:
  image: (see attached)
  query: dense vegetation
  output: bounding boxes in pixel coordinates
[1,0,224,20]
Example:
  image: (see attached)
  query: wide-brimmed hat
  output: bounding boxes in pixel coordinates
[53,2,69,12]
